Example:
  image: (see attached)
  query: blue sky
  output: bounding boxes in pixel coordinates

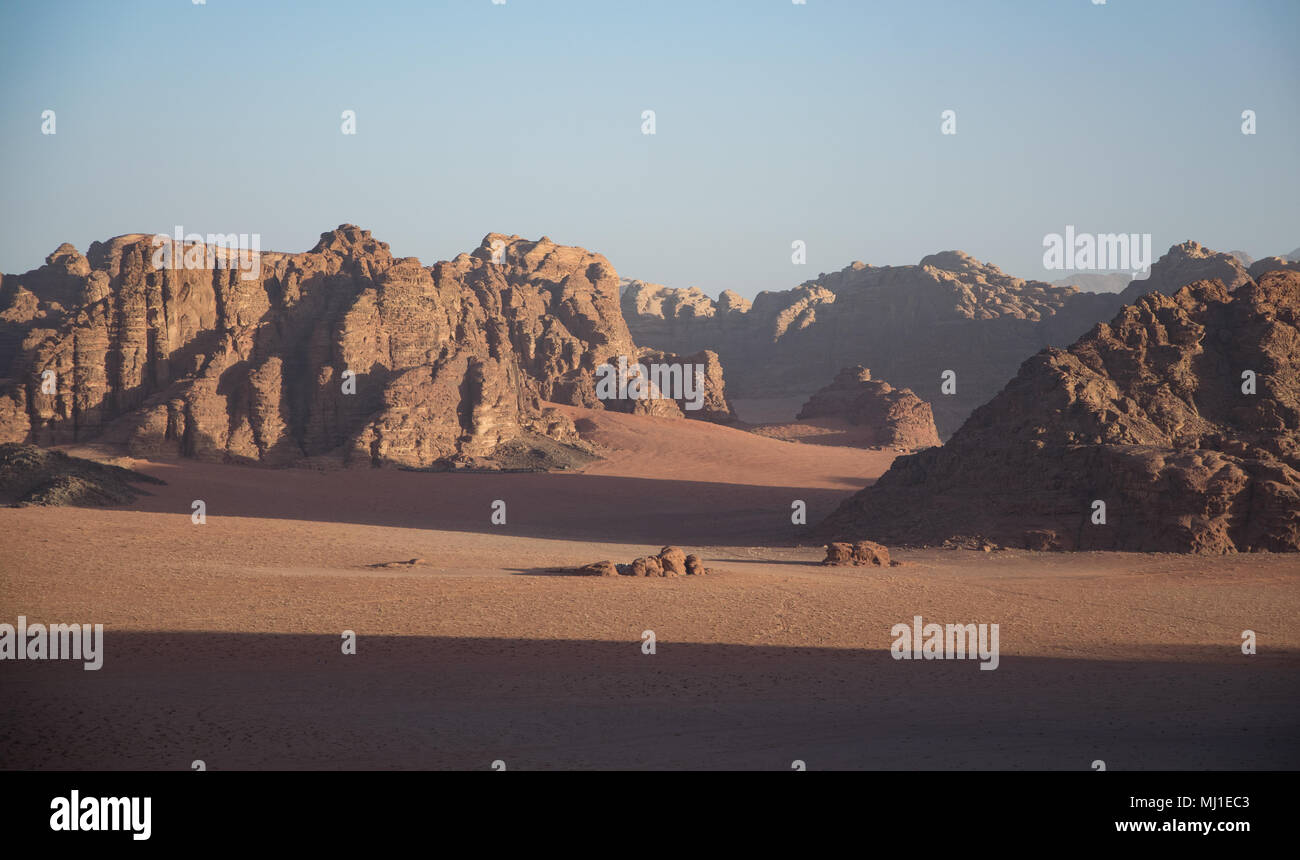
[1,0,1296,296]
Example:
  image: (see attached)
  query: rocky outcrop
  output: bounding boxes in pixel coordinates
[0,443,164,506]
[816,271,1300,553]
[624,243,1268,438]
[576,560,621,577]
[0,227,734,468]
[822,540,892,567]
[566,546,711,577]
[795,366,940,449]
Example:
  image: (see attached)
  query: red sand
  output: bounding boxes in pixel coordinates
[1,406,1297,769]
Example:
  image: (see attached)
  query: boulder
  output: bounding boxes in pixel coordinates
[577,560,620,577]
[658,546,688,576]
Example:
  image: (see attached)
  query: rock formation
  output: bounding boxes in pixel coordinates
[816,271,1300,553]
[567,546,711,577]
[0,227,734,468]
[623,242,1298,438]
[794,366,940,449]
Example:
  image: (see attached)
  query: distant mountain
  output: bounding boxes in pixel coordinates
[1050,272,1133,294]
[623,242,1300,438]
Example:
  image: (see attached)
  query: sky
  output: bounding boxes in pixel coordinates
[1,0,1297,297]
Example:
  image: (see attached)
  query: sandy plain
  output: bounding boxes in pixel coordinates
[1,404,1296,769]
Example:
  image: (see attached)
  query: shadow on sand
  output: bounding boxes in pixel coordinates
[3,633,1296,770]
[88,462,873,546]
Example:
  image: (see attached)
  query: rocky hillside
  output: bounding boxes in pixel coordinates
[0,227,733,469]
[623,243,1299,437]
[815,270,1300,553]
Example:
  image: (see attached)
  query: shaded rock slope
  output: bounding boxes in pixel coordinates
[816,271,1300,553]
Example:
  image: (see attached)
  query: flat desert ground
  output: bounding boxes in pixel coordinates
[1,404,1298,770]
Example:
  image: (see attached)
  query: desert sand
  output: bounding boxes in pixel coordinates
[1,406,1297,770]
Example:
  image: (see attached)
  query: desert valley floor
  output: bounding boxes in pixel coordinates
[1,403,1298,770]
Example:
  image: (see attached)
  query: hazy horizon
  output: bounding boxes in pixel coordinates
[2,0,1297,298]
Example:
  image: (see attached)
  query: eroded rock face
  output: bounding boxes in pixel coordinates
[623,243,1263,437]
[796,366,940,449]
[0,227,734,468]
[816,271,1300,553]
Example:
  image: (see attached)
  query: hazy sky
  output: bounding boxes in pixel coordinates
[1,0,1297,297]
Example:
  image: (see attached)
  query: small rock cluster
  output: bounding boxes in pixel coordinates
[575,545,709,577]
[821,540,892,567]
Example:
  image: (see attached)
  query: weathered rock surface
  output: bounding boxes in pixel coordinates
[0,227,733,468]
[816,271,1300,553]
[795,366,940,449]
[657,545,688,576]
[624,243,1264,437]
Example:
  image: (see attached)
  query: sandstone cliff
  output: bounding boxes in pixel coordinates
[0,227,732,468]
[815,271,1300,553]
